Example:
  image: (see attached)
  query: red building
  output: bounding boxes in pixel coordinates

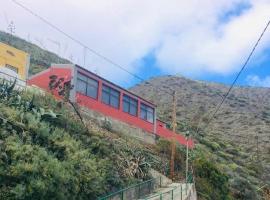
[28,64,194,148]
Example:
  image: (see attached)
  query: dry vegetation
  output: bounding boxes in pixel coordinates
[131,75,270,199]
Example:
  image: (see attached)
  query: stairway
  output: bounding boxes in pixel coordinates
[139,182,196,200]
[98,170,197,200]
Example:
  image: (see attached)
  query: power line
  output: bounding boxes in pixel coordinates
[10,0,174,97]
[12,0,270,144]
[201,19,270,132]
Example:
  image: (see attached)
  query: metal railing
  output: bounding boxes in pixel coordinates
[98,177,162,200]
[186,173,193,184]
[143,174,194,200]
[0,71,27,89]
[143,184,194,200]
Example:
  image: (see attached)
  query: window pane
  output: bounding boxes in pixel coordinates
[87,85,98,99]
[88,78,98,87]
[123,101,129,113]
[102,85,110,93]
[140,109,147,120]
[102,92,110,105]
[140,104,147,112]
[110,96,119,108]
[5,64,18,73]
[78,73,87,81]
[130,104,137,116]
[147,112,154,123]
[147,106,154,114]
[123,95,129,102]
[77,79,87,94]
[130,98,137,106]
[111,89,120,98]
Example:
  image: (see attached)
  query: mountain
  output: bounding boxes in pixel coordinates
[0,31,70,75]
[131,75,270,199]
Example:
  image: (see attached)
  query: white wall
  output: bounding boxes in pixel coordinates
[0,66,26,87]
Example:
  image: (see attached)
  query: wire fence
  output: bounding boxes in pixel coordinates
[98,177,162,200]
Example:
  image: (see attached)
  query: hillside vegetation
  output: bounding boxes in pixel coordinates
[0,78,233,200]
[131,75,270,199]
[0,79,157,199]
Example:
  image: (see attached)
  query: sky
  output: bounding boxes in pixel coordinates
[0,0,270,88]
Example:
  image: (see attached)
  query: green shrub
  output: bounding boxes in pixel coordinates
[194,157,232,200]
[0,81,151,199]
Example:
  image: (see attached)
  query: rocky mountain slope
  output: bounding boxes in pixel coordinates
[131,75,270,199]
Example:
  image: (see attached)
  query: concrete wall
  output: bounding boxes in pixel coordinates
[80,106,157,144]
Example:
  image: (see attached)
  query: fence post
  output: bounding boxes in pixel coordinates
[159,176,162,188]
[138,184,141,199]
[160,193,162,200]
[181,185,182,200]
[149,181,151,193]
[121,191,124,200]
[171,190,174,200]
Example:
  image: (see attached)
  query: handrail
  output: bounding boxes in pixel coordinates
[98,176,162,200]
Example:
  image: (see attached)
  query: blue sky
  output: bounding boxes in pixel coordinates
[1,0,270,88]
[133,48,270,88]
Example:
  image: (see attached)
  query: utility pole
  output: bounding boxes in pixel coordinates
[255,132,260,162]
[170,91,177,180]
[7,21,15,44]
[186,132,190,186]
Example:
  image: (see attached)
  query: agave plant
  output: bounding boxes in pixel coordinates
[0,78,61,125]
[0,78,17,100]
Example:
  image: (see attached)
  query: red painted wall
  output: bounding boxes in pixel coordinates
[28,65,194,148]
[27,66,72,98]
[77,93,194,148]
[76,93,154,133]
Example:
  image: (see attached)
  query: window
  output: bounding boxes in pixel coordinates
[102,84,120,108]
[5,64,18,74]
[123,94,138,116]
[140,103,154,123]
[76,73,98,99]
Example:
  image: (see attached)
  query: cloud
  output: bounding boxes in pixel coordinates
[0,0,270,84]
[246,75,270,87]
[156,0,270,76]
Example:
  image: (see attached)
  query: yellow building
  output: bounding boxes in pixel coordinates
[0,42,30,80]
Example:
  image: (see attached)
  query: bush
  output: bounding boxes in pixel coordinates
[0,81,151,199]
[231,177,259,200]
[194,158,232,200]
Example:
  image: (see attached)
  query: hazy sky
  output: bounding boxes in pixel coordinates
[1,0,270,88]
